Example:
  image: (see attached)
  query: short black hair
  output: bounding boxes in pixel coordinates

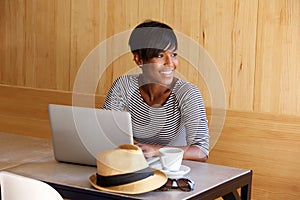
[129,20,178,61]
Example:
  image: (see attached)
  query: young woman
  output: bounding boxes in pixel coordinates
[102,20,209,162]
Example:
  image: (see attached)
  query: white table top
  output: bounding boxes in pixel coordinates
[1,132,251,200]
[0,132,53,170]
[6,159,250,199]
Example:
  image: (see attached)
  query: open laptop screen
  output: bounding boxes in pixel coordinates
[48,104,133,166]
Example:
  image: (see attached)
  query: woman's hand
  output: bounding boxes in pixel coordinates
[181,145,208,162]
[135,143,163,158]
[136,143,207,162]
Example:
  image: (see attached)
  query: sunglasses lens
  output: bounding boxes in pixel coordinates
[158,178,194,192]
[159,179,173,191]
[177,178,194,192]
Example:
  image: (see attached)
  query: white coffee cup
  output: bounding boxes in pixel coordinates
[159,147,184,172]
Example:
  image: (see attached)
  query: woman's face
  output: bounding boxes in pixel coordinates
[140,50,178,87]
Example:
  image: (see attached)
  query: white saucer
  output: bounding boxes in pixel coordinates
[150,163,191,178]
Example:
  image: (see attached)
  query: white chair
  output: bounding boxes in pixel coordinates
[0,171,64,200]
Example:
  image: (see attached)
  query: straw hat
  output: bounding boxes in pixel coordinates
[89,144,167,194]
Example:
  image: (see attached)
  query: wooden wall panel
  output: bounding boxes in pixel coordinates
[1,1,300,199]
[255,0,300,115]
[172,0,207,105]
[0,84,105,138]
[1,83,299,199]
[0,0,26,85]
[208,110,300,199]
[0,0,71,90]
[70,0,101,95]
[106,0,137,94]
[55,0,72,90]
[23,0,70,89]
[197,0,258,111]
[1,0,300,115]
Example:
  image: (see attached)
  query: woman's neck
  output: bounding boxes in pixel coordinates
[138,75,177,107]
[139,84,171,107]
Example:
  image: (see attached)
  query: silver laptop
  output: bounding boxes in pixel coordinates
[48,104,134,166]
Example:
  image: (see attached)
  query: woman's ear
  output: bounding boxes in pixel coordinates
[133,53,143,66]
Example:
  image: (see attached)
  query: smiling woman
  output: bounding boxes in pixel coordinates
[137,49,178,92]
[138,49,178,107]
[101,20,209,163]
[1,1,299,199]
[130,20,179,91]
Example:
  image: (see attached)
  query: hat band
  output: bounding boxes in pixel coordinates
[96,167,154,187]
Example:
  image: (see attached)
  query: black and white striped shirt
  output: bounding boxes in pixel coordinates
[102,74,209,156]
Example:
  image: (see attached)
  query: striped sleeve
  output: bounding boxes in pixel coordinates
[101,76,132,111]
[175,82,209,156]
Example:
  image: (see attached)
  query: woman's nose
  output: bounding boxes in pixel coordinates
[164,54,173,66]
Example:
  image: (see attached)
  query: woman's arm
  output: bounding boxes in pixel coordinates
[136,143,208,162]
[181,145,208,162]
[179,84,210,160]
[101,76,130,110]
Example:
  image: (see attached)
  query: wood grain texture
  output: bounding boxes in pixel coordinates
[254,0,300,115]
[1,0,300,115]
[1,84,299,199]
[0,0,26,85]
[0,0,71,90]
[0,84,105,138]
[1,1,300,199]
[208,110,300,199]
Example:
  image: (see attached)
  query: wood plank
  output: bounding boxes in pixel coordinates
[55,0,72,90]
[1,1,300,199]
[254,0,300,115]
[198,0,259,111]
[1,83,300,199]
[228,0,258,110]
[70,0,102,94]
[2,0,300,115]
[0,84,105,138]
[208,110,300,200]
[22,1,69,89]
[137,0,164,21]
[0,0,26,85]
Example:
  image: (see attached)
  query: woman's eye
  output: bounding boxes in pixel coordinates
[157,53,164,58]
[172,52,178,57]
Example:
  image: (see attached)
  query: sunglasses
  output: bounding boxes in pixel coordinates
[159,178,195,192]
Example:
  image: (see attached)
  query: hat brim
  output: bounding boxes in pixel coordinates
[89,169,167,194]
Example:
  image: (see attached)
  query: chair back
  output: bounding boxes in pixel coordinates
[0,171,63,200]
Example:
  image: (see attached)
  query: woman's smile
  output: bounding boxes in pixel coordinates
[159,69,173,76]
